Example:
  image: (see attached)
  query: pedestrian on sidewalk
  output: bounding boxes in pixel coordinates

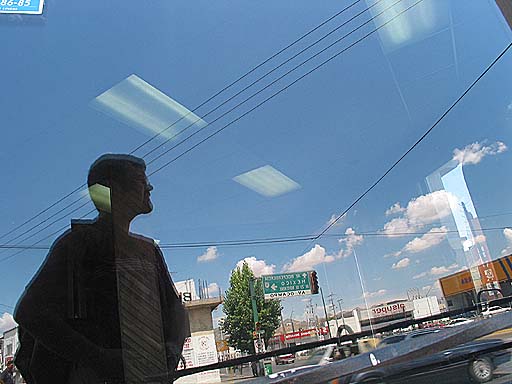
[0,360,15,384]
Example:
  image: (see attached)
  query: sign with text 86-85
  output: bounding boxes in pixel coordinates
[0,0,44,14]
[262,271,317,300]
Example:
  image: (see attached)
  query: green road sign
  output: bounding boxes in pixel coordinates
[262,271,313,299]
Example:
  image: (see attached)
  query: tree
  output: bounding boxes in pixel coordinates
[221,262,281,353]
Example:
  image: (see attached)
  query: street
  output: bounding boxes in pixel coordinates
[220,329,512,382]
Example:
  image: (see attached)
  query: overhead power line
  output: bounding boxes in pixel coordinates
[297,40,512,256]
[141,0,389,162]
[0,184,85,243]
[149,0,423,175]
[129,0,364,156]
[0,0,414,259]
[1,225,511,251]
[0,0,379,251]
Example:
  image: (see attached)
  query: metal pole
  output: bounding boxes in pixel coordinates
[249,278,259,324]
[337,298,346,331]
[328,293,339,332]
[280,306,286,340]
[320,287,332,338]
[290,310,295,333]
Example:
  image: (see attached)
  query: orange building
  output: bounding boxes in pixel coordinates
[439,254,512,310]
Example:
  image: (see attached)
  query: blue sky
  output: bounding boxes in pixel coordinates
[1,0,512,328]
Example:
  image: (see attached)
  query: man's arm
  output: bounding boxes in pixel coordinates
[14,232,116,368]
[154,245,190,369]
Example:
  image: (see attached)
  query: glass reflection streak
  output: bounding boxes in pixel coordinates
[233,165,301,197]
[91,74,207,140]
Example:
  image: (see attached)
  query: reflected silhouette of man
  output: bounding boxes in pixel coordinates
[14,154,190,384]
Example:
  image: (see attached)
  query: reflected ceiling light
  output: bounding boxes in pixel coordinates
[368,0,439,53]
[233,165,301,197]
[91,74,206,139]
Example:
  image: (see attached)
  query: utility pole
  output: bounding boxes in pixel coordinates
[249,278,259,325]
[337,298,346,333]
[249,278,263,354]
[304,298,315,330]
[280,306,286,336]
[320,287,332,338]
[327,293,339,333]
[289,310,295,333]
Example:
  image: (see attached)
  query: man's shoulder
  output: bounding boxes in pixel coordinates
[46,220,96,250]
[130,233,161,251]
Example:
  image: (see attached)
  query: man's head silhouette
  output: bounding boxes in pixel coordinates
[88,154,153,219]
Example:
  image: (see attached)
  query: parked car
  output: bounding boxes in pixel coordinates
[481,305,510,317]
[351,337,511,383]
[446,317,475,327]
[267,364,319,380]
[274,353,295,365]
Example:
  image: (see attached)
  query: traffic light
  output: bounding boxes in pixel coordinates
[255,321,261,331]
[310,270,319,294]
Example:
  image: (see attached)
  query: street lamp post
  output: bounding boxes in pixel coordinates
[289,310,295,333]
[328,293,339,333]
[280,306,286,337]
[337,298,346,334]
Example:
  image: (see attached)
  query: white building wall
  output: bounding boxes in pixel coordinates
[2,327,18,366]
[328,310,362,337]
[413,296,441,319]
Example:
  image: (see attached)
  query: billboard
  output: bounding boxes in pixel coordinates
[369,301,413,319]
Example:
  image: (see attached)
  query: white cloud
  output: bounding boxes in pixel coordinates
[504,228,512,243]
[0,313,16,334]
[207,282,220,297]
[430,265,452,275]
[501,228,512,255]
[236,257,276,277]
[452,141,507,165]
[364,289,387,298]
[413,263,458,279]
[392,257,410,269]
[383,217,414,236]
[382,191,458,236]
[413,271,429,280]
[337,228,363,258]
[283,245,335,272]
[385,202,405,216]
[197,246,219,263]
[395,226,448,256]
[405,192,457,227]
[326,212,346,227]
[430,263,459,276]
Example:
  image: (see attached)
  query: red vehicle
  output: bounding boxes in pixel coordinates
[275,353,295,365]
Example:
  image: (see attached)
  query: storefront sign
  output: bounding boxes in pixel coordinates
[370,302,411,318]
[0,0,44,14]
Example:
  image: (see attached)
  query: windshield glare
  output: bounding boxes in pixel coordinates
[1,0,512,383]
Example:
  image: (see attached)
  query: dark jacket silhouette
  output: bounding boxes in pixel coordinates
[14,155,190,384]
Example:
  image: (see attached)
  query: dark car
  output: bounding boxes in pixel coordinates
[351,337,511,383]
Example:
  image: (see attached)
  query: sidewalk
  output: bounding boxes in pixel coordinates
[220,367,255,382]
